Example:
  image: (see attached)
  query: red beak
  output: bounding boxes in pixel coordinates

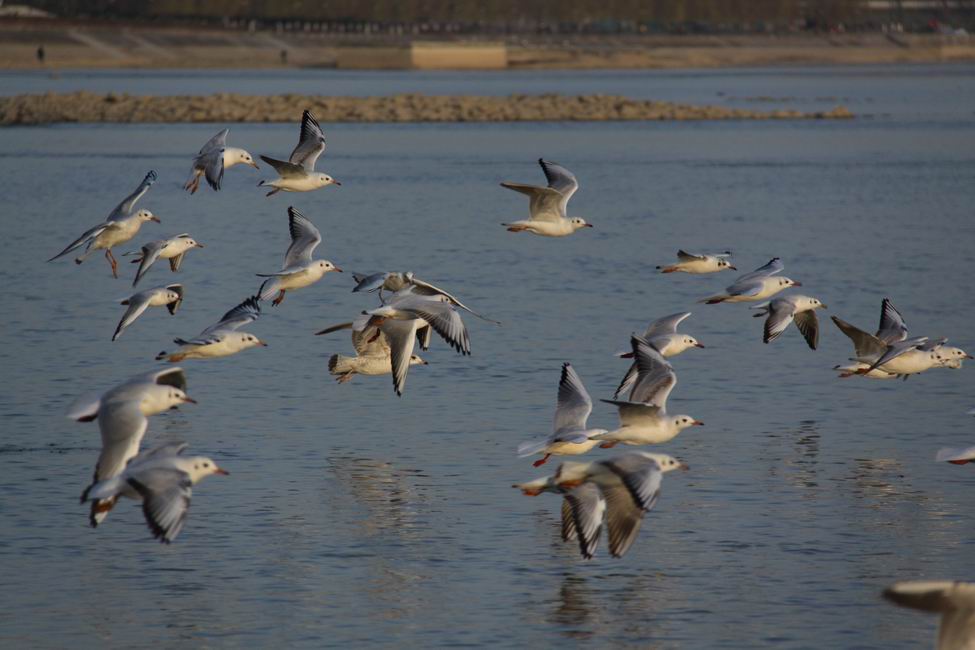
[214,468,230,476]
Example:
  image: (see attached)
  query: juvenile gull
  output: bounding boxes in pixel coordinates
[500,158,593,237]
[48,171,160,278]
[113,284,183,341]
[256,207,342,306]
[513,452,687,559]
[69,368,196,527]
[516,363,608,468]
[127,233,204,287]
[156,296,266,362]
[613,312,703,399]
[184,128,258,194]
[751,295,827,349]
[81,442,227,543]
[315,320,427,383]
[352,270,500,324]
[596,335,703,447]
[883,581,975,650]
[700,257,800,304]
[657,250,736,274]
[259,110,340,196]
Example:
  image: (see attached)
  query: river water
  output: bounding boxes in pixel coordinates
[0,65,973,648]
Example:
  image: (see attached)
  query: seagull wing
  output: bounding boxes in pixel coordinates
[562,483,605,560]
[538,158,579,215]
[499,182,564,222]
[289,110,326,171]
[128,468,193,544]
[553,363,593,434]
[876,297,909,343]
[108,170,157,221]
[282,206,322,268]
[644,312,691,338]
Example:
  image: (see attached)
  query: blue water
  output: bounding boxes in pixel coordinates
[0,67,973,648]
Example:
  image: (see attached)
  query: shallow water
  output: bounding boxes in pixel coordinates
[0,67,973,648]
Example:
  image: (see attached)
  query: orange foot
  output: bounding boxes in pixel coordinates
[532,454,550,468]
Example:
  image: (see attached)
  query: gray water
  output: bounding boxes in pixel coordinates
[1,67,973,648]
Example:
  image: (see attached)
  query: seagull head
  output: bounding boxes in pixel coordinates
[637,452,690,473]
[239,150,259,169]
[137,209,160,224]
[674,415,704,431]
[570,218,593,231]
[186,456,230,483]
[318,260,342,274]
[316,173,340,187]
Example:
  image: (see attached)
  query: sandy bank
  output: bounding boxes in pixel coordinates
[0,92,854,126]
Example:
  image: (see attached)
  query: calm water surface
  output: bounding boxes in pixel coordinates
[0,67,973,648]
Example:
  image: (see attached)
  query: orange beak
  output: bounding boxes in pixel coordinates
[693,420,705,426]
[214,468,230,476]
[182,396,198,404]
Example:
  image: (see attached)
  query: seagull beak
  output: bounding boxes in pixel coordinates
[182,396,198,404]
[333,179,342,186]
[333,266,343,273]
[150,216,161,223]
[728,265,737,270]
[966,354,974,359]
[249,161,260,169]
[585,223,594,228]
[694,343,706,348]
[214,467,230,476]
[678,462,690,472]
[422,360,429,365]
[259,340,269,347]
[792,281,803,287]
[693,420,705,426]
[196,243,205,249]
[821,304,828,309]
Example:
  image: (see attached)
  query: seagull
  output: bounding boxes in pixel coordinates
[936,447,975,465]
[315,320,428,383]
[595,335,703,447]
[516,363,608,468]
[113,284,183,341]
[613,312,703,399]
[184,128,258,194]
[81,442,227,543]
[259,110,340,196]
[833,298,911,378]
[513,452,687,559]
[657,250,736,274]
[700,257,800,304]
[352,271,500,324]
[67,367,196,527]
[751,295,827,349]
[832,298,947,379]
[48,171,160,278]
[126,234,204,287]
[937,346,973,369]
[500,158,593,236]
[256,207,342,306]
[883,581,975,650]
[156,296,266,362]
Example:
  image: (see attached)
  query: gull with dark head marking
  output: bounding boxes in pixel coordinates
[513,452,687,559]
[613,312,703,399]
[657,250,736,274]
[156,296,266,362]
[883,581,975,650]
[352,270,500,324]
[68,368,196,527]
[127,233,204,287]
[500,158,593,236]
[48,171,160,278]
[751,295,827,350]
[516,363,608,468]
[701,257,800,304]
[596,335,703,447]
[315,320,428,384]
[82,442,227,544]
[113,283,183,341]
[256,207,342,306]
[184,128,258,194]
[259,110,339,196]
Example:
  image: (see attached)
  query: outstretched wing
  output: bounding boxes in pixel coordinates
[197,128,229,155]
[113,290,153,341]
[562,483,605,560]
[627,336,677,408]
[380,319,420,397]
[763,300,796,344]
[108,170,157,221]
[407,275,501,325]
[538,158,579,215]
[831,316,887,361]
[644,312,691,338]
[793,310,820,350]
[282,206,322,268]
[876,297,908,343]
[128,468,193,544]
[202,296,261,335]
[553,363,593,434]
[734,257,783,283]
[289,110,326,171]
[132,240,167,287]
[260,155,306,179]
[499,182,564,222]
[47,222,111,261]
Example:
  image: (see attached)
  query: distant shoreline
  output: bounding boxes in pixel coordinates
[0,92,854,126]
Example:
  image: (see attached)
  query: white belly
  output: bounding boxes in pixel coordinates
[275,176,323,192]
[547,439,600,456]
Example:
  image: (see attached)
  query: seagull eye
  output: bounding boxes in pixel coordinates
[203,462,209,468]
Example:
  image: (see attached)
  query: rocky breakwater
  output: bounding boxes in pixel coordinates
[0,92,854,125]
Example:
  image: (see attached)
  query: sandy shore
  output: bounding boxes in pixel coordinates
[0,92,854,125]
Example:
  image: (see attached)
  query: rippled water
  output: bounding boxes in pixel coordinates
[1,67,973,648]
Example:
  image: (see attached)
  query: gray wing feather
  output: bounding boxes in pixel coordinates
[397,299,470,356]
[93,400,149,483]
[600,482,648,558]
[380,319,419,396]
[499,182,564,222]
[538,158,579,216]
[352,272,392,293]
[198,128,229,155]
[734,257,783,283]
[202,148,225,191]
[763,301,795,344]
[260,155,305,179]
[109,170,156,221]
[793,310,820,350]
[831,316,887,360]
[628,336,676,407]
[202,296,261,335]
[133,240,167,287]
[562,483,605,560]
[282,206,322,268]
[644,312,691,338]
[128,468,193,544]
[553,363,593,434]
[289,110,326,171]
[113,291,153,341]
[48,222,111,261]
[876,298,908,343]
[602,454,664,511]
[408,276,501,325]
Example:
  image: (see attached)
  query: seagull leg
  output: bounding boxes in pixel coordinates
[532,454,551,468]
[272,290,286,306]
[336,373,354,384]
[106,249,118,278]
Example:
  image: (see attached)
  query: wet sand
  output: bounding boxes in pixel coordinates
[0,92,853,125]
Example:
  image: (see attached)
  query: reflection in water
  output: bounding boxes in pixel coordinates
[761,420,821,493]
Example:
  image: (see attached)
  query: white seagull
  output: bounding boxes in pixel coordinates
[156,296,266,362]
[127,233,204,287]
[184,128,259,193]
[500,158,593,236]
[316,320,428,383]
[935,447,975,465]
[751,295,827,349]
[513,452,687,559]
[657,250,736,274]
[516,363,608,468]
[81,442,228,544]
[595,335,703,447]
[256,207,342,306]
[259,110,340,196]
[701,257,800,304]
[48,171,160,278]
[68,367,196,527]
[613,312,703,399]
[113,284,183,341]
[883,581,975,650]
[352,271,500,324]
[833,298,910,378]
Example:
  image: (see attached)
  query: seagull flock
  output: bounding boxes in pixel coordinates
[46,109,972,645]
